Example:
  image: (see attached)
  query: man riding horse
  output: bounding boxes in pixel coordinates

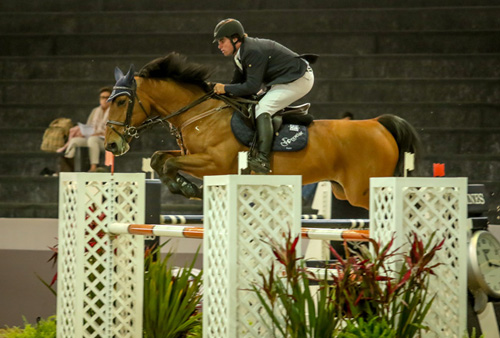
[213,18,315,174]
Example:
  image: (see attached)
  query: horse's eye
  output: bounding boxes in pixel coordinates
[117,99,127,107]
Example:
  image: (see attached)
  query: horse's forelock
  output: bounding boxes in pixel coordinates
[138,53,212,91]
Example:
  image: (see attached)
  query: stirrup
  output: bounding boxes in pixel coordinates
[248,155,271,174]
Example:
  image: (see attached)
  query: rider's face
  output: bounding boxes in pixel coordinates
[217,37,235,56]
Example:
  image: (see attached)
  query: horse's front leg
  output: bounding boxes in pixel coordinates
[150,150,214,199]
[151,150,195,197]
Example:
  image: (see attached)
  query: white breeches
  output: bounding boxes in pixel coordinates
[255,67,314,117]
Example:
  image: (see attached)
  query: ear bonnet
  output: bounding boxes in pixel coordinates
[108,65,135,102]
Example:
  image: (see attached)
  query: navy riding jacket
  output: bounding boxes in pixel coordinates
[224,37,308,97]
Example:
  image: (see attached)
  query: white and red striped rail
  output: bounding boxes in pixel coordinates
[109,223,370,242]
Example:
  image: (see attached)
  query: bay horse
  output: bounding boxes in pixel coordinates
[104,53,421,209]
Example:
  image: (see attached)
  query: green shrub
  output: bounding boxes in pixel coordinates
[338,317,396,338]
[1,316,56,338]
[143,244,203,338]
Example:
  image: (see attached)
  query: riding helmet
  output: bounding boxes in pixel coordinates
[213,18,245,42]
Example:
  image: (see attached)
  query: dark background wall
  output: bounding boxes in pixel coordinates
[0,2,499,219]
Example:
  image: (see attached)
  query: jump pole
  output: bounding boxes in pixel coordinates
[109,223,370,241]
[160,213,325,224]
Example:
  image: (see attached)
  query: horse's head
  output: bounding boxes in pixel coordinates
[105,65,151,156]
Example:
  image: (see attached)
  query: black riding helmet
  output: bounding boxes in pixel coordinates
[213,19,245,53]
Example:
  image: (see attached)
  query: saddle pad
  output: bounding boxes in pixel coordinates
[230,112,308,152]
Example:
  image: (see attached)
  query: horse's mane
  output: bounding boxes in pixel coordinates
[137,52,212,92]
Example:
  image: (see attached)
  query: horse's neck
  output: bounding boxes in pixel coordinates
[152,81,225,128]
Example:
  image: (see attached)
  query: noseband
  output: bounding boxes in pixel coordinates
[106,80,215,144]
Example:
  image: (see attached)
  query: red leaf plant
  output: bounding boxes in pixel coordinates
[253,230,445,338]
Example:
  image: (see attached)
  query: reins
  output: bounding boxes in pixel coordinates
[106,80,217,142]
[106,79,258,144]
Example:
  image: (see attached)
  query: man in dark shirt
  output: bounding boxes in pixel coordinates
[213,18,314,174]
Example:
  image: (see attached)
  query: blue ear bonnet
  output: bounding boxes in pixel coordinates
[108,65,136,102]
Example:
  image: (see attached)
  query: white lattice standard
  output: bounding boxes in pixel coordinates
[57,173,145,338]
[370,177,467,338]
[203,175,302,338]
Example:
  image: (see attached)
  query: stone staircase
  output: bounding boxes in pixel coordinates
[1,0,499,221]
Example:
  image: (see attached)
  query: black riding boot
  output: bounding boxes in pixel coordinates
[248,113,273,174]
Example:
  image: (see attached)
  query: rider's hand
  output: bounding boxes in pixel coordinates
[214,83,226,94]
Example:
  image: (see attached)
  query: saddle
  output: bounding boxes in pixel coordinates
[218,95,314,152]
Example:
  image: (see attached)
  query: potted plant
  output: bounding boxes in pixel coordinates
[252,231,448,337]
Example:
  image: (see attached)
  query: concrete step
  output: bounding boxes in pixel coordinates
[1,31,500,56]
[1,125,177,152]
[0,172,498,221]
[2,78,499,105]
[0,175,201,206]
[418,128,500,156]
[0,176,203,218]
[0,104,95,128]
[421,155,500,181]
[2,156,500,186]
[307,78,500,103]
[0,176,58,204]
[2,8,500,34]
[0,150,152,176]
[1,102,498,130]
[0,201,203,219]
[310,102,500,128]
[6,125,500,156]
[1,0,499,12]
[3,54,500,81]
[2,142,500,178]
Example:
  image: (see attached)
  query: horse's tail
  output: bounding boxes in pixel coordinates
[377,114,422,177]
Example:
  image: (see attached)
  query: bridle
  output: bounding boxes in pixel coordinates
[106,80,153,143]
[106,79,216,143]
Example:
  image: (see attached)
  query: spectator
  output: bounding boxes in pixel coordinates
[59,86,111,172]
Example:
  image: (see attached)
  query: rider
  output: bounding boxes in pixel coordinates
[213,18,315,174]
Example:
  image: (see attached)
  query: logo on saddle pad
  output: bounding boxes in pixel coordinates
[230,112,308,152]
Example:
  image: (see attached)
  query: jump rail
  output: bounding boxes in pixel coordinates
[160,213,326,224]
[109,223,370,242]
[160,215,369,228]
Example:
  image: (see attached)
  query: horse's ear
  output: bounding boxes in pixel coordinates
[114,67,124,81]
[124,65,135,82]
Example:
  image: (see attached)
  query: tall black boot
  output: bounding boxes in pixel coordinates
[248,113,273,174]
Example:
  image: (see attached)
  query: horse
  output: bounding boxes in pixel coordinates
[104,53,421,209]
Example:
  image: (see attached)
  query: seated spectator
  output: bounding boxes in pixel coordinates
[59,86,111,172]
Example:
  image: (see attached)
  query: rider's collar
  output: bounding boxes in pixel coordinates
[233,48,243,71]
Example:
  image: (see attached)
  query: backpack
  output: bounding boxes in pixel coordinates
[40,118,73,152]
